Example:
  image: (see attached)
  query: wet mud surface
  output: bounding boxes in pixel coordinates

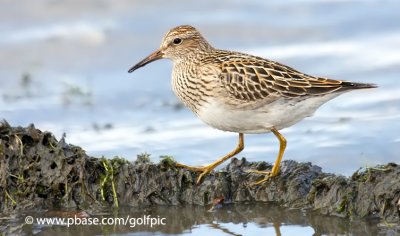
[0,121,399,234]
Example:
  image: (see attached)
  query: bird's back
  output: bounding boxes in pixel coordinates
[200,49,376,103]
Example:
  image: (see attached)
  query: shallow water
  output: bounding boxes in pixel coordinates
[1,203,396,236]
[1,0,400,235]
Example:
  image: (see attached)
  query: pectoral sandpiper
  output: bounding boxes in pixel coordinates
[128,25,376,185]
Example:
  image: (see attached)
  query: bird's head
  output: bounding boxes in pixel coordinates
[128,25,212,73]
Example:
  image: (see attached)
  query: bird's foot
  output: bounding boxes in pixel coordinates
[245,169,277,186]
[176,163,216,184]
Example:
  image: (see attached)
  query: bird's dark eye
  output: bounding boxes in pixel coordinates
[173,38,182,45]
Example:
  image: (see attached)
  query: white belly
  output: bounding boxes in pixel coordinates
[197,94,341,133]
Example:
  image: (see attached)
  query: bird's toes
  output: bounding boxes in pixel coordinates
[245,169,271,175]
[196,170,209,185]
[196,174,205,185]
[247,176,271,187]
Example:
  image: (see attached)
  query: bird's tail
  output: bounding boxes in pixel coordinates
[341,81,378,90]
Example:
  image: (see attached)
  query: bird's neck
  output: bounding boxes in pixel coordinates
[173,47,215,65]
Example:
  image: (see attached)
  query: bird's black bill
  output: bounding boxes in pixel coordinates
[128,49,164,73]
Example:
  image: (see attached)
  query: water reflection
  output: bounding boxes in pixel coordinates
[2,203,392,236]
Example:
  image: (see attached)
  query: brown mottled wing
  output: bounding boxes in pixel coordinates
[218,56,345,101]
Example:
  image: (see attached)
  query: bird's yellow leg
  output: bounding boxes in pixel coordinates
[176,133,244,184]
[247,127,287,185]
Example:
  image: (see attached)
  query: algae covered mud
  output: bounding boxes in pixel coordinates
[0,121,399,235]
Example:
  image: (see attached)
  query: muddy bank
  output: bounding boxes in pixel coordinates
[0,121,399,222]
